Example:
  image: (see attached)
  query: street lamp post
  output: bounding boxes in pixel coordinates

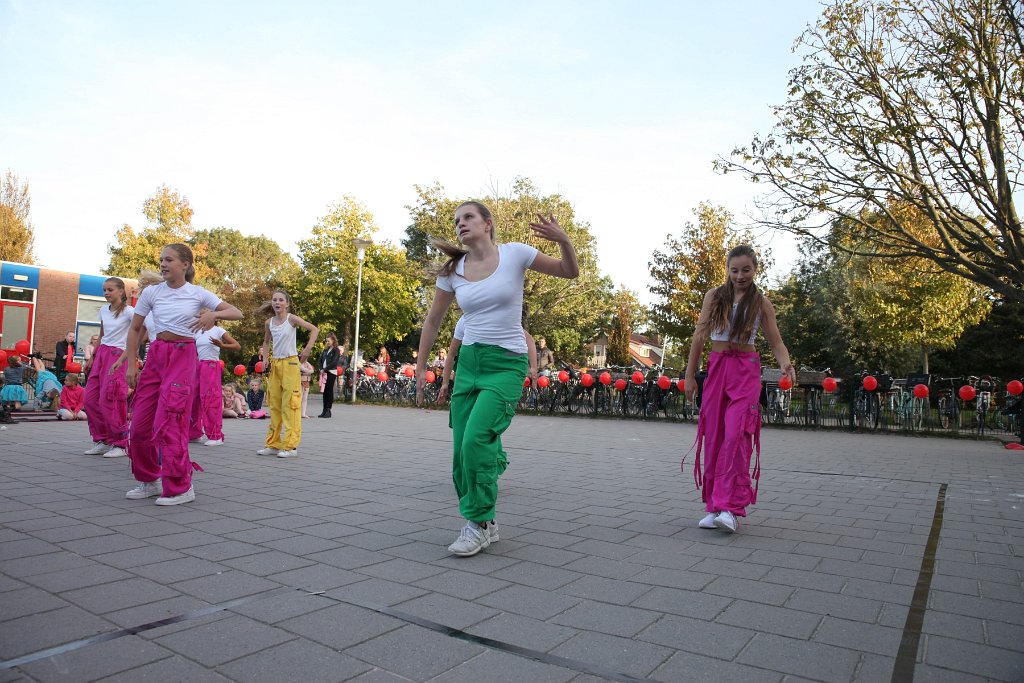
[351,238,371,403]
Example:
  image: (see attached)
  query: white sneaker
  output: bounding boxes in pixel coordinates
[84,442,111,455]
[447,522,490,557]
[714,510,738,533]
[488,522,499,543]
[699,512,718,529]
[204,438,224,446]
[155,486,195,506]
[257,447,280,456]
[126,480,163,499]
[103,446,127,458]
[276,449,298,458]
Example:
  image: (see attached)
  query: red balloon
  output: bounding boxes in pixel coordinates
[68,362,83,373]
[523,377,531,387]
[823,377,837,393]
[657,375,671,390]
[1008,380,1023,396]
[377,371,388,382]
[958,385,976,401]
[15,339,30,355]
[255,361,265,373]
[614,378,627,391]
[0,349,7,363]
[913,383,929,399]
[403,365,414,377]
[557,370,569,383]
[233,364,246,376]
[779,376,793,390]
[365,367,376,377]
[631,371,644,385]
[425,370,436,383]
[863,375,878,391]
[599,372,612,385]
[581,373,594,387]
[676,379,686,392]
[218,359,225,370]
[538,375,550,388]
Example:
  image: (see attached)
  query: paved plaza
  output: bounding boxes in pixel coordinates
[1,404,1022,682]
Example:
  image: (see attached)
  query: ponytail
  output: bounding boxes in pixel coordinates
[105,278,128,318]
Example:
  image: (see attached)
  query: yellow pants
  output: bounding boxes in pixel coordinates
[265,356,302,450]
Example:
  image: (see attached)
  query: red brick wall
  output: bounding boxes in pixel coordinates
[34,270,78,359]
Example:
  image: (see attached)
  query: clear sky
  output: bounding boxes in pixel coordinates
[1,1,825,301]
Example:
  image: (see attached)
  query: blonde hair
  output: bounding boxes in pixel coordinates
[164,243,196,283]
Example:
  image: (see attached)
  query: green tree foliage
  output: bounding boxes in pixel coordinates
[606,288,646,367]
[930,300,1024,379]
[719,0,1024,303]
[294,196,421,362]
[403,178,614,363]
[107,185,197,278]
[190,228,300,365]
[0,170,35,264]
[648,202,773,348]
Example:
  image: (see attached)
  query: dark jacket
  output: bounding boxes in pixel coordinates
[56,340,73,370]
[320,346,340,373]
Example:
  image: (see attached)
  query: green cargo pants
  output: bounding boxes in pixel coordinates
[449,343,527,523]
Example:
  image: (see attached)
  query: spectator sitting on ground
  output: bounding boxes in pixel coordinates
[246,377,266,418]
[30,357,62,410]
[222,383,249,418]
[58,373,86,420]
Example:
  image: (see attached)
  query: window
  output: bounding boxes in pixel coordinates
[1,286,35,302]
[77,296,105,322]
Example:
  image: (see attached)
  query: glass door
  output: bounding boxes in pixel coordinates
[0,301,33,370]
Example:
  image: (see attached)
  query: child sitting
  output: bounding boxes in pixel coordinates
[58,373,87,420]
[222,383,249,418]
[246,377,267,418]
[31,357,63,411]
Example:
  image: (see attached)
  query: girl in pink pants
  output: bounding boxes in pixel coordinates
[189,326,240,446]
[112,244,243,506]
[685,245,794,533]
[83,278,133,458]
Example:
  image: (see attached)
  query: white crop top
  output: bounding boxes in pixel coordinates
[708,303,761,345]
[269,317,298,358]
[134,282,223,338]
[100,304,135,350]
[196,326,227,361]
[144,312,158,344]
[435,242,538,354]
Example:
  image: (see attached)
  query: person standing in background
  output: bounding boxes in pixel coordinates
[318,333,340,418]
[55,331,76,381]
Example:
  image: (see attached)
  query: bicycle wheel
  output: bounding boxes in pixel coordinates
[624,386,644,417]
[938,397,950,429]
[664,391,680,421]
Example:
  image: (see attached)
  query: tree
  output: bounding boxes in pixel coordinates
[718,0,1024,303]
[0,170,35,263]
[107,185,197,277]
[842,202,992,373]
[648,202,773,347]
[605,288,647,368]
[190,228,300,365]
[930,299,1024,378]
[295,196,422,360]
[403,178,615,363]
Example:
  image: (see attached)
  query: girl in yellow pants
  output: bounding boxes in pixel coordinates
[257,290,319,458]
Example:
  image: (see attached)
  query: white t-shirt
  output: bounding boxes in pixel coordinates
[134,282,223,338]
[196,326,227,361]
[453,316,466,341]
[144,312,158,344]
[436,242,538,354]
[99,304,135,350]
[269,316,298,358]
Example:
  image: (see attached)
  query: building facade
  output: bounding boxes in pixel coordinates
[0,260,138,368]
